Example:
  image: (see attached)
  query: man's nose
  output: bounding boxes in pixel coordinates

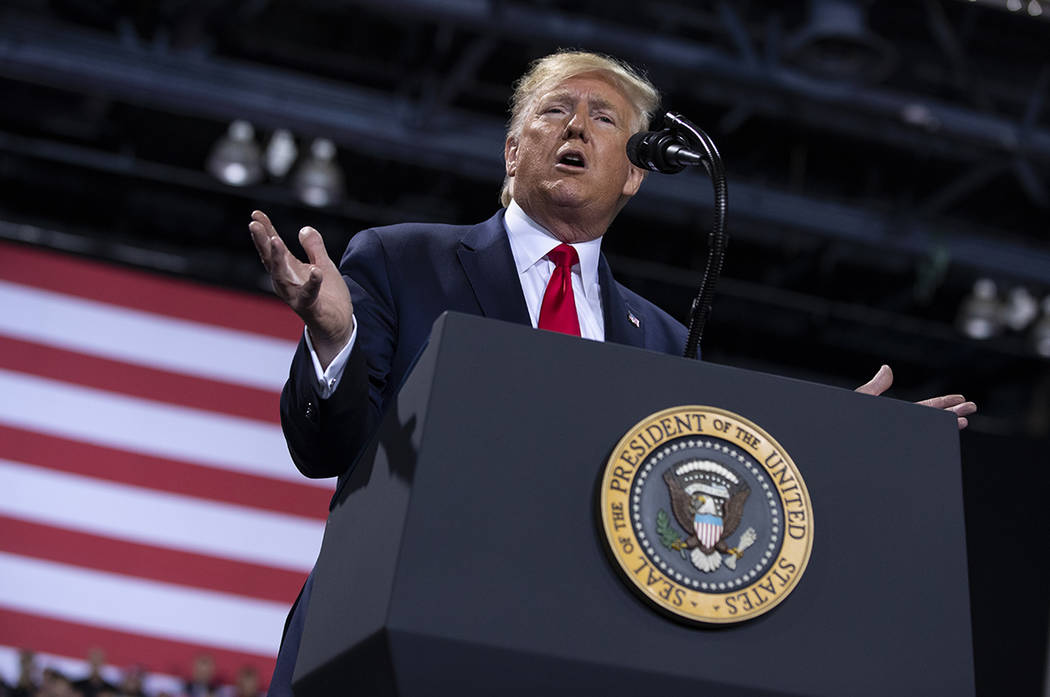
[564,109,590,141]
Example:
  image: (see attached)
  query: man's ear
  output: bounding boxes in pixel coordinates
[622,164,646,198]
[505,136,518,177]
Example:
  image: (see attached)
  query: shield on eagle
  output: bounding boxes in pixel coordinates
[694,513,723,550]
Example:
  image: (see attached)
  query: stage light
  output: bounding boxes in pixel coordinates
[784,0,897,82]
[1001,286,1039,331]
[957,279,1002,339]
[206,120,263,186]
[293,138,344,208]
[265,129,298,179]
[1032,297,1050,357]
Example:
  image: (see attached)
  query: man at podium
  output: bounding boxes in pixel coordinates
[249,50,975,696]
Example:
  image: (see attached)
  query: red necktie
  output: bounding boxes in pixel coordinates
[538,243,581,336]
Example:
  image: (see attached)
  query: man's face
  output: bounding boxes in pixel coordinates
[505,72,645,239]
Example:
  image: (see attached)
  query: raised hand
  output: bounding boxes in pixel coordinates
[855,364,977,430]
[249,210,353,368]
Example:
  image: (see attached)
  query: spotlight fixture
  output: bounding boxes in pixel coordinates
[293,138,344,208]
[956,279,1002,339]
[265,129,298,179]
[784,0,897,82]
[206,120,263,187]
[1032,297,1050,358]
[1001,286,1039,331]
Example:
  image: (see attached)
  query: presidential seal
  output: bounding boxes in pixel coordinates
[599,406,813,625]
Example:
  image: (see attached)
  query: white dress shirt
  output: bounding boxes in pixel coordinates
[306,200,605,397]
[503,200,605,342]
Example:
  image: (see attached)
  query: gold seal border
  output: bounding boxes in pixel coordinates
[599,405,814,625]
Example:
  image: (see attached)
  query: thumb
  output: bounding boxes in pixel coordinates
[298,226,331,268]
[855,364,893,396]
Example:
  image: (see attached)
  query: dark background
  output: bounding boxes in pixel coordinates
[0,0,1046,693]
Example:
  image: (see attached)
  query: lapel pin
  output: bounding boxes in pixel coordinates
[627,310,640,328]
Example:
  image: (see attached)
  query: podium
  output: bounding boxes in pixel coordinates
[293,312,974,696]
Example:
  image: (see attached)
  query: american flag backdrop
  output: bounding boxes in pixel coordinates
[0,241,332,689]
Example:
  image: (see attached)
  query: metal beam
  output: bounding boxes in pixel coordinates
[1,16,1049,285]
[338,0,1050,164]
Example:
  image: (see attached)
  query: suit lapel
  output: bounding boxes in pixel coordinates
[456,213,646,347]
[599,256,646,349]
[456,210,532,325]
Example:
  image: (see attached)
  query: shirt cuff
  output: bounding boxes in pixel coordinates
[304,316,358,399]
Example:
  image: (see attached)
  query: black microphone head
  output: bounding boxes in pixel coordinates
[626,129,687,174]
[626,132,653,169]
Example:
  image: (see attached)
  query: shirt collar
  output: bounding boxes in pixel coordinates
[503,200,603,299]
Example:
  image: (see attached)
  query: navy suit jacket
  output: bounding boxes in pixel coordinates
[267,210,694,694]
[279,209,691,499]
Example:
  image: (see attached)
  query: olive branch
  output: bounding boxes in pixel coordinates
[656,509,687,559]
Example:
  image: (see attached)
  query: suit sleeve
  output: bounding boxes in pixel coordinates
[278,228,399,479]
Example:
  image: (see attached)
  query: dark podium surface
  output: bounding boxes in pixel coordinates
[295,312,974,696]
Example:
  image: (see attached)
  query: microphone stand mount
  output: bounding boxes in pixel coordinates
[633,112,729,360]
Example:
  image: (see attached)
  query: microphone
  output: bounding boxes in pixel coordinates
[626,130,706,174]
[626,112,728,360]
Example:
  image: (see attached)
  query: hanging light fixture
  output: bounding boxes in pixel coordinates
[956,279,1002,339]
[265,129,298,179]
[784,0,897,82]
[293,138,344,208]
[1032,297,1050,358]
[206,120,263,187]
[1000,286,1039,331]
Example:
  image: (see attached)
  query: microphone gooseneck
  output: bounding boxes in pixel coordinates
[627,113,728,360]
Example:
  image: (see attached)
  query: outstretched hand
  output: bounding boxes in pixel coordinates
[249,210,353,368]
[855,365,976,430]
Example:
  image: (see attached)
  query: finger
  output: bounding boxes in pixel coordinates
[251,210,277,236]
[855,364,893,396]
[248,221,273,270]
[299,227,330,268]
[949,401,977,417]
[917,394,966,409]
[249,211,282,269]
[301,265,322,304]
[957,417,969,430]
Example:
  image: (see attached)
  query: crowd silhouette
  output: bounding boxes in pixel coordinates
[0,650,263,697]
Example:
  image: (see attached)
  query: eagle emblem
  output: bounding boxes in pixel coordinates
[600,406,814,624]
[660,460,757,573]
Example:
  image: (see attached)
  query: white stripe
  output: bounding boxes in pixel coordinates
[0,369,332,489]
[0,460,323,572]
[0,280,295,391]
[0,553,285,655]
[0,646,185,696]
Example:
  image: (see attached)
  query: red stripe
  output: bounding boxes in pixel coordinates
[0,425,331,520]
[0,335,281,424]
[0,516,305,604]
[0,241,302,340]
[0,607,275,688]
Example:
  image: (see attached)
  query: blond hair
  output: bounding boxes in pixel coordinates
[500,50,660,207]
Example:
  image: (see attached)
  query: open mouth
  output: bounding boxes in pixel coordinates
[556,151,586,169]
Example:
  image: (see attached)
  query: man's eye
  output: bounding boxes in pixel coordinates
[597,115,615,124]
[544,106,566,115]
